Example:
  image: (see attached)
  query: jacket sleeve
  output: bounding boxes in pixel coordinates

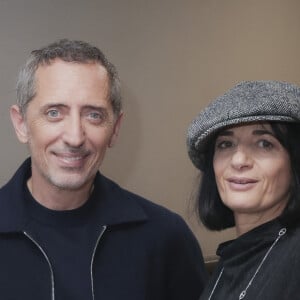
[165,214,208,300]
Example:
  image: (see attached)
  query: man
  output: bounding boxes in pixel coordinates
[0,39,207,299]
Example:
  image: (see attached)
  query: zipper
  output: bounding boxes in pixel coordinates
[90,225,107,300]
[23,231,55,300]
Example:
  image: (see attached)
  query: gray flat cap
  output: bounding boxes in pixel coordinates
[187,80,300,170]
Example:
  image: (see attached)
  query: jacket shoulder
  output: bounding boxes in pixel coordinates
[100,174,191,232]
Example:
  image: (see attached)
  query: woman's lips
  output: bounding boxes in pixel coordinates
[226,177,258,191]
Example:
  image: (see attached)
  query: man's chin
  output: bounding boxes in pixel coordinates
[48,175,90,191]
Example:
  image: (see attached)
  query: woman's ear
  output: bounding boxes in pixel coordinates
[10,105,29,144]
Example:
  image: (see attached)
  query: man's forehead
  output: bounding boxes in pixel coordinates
[35,59,108,77]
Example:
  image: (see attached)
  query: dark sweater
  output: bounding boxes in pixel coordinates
[24,184,101,300]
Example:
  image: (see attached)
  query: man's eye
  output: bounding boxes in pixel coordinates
[46,109,60,118]
[89,112,101,119]
[87,111,107,123]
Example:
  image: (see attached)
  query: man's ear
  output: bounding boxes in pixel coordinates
[10,105,29,144]
[108,112,123,148]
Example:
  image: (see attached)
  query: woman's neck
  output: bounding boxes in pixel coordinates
[234,204,286,236]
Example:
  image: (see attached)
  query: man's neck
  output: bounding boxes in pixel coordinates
[27,178,94,211]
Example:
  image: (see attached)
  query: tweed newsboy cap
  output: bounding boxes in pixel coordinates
[187,80,300,170]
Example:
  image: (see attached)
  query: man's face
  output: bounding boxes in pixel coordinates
[11,60,122,192]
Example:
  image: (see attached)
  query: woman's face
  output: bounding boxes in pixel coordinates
[213,123,292,225]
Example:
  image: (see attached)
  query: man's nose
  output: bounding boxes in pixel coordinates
[63,115,85,147]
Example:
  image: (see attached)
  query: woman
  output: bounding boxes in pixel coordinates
[187,81,300,299]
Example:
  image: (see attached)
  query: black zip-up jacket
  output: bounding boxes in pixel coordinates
[0,159,207,299]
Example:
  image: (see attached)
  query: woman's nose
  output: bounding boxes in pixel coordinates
[230,146,253,170]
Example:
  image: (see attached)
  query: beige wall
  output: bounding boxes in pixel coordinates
[0,0,299,258]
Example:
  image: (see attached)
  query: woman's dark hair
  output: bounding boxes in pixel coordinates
[197,122,300,231]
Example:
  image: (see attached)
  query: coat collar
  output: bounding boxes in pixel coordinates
[0,158,148,233]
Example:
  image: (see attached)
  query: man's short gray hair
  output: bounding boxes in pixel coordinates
[16,39,122,116]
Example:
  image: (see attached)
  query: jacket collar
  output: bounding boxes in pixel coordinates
[0,158,148,233]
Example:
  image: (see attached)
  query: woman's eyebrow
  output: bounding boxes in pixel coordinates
[217,130,234,137]
[253,129,274,136]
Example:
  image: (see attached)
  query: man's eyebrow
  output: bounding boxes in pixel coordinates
[39,104,108,112]
[39,103,67,111]
[82,105,108,111]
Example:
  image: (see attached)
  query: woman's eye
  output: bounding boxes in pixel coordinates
[258,139,273,149]
[215,140,233,149]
